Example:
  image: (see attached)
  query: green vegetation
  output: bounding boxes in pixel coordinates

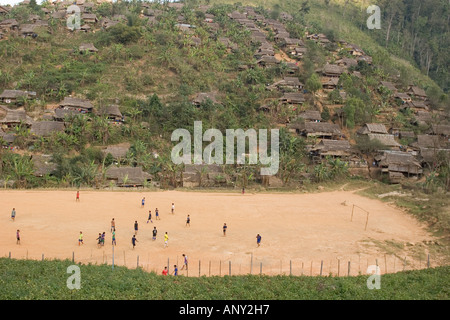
[0,258,448,299]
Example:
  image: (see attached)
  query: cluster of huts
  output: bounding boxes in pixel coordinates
[1,2,449,187]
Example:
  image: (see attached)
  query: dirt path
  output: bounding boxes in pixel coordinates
[0,190,439,276]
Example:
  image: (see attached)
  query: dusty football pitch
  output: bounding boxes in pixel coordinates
[0,189,439,276]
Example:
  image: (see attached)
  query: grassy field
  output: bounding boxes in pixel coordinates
[0,257,448,300]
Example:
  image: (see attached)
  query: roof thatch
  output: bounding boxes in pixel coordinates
[20,24,37,34]
[0,19,19,28]
[312,139,352,156]
[0,130,15,143]
[432,124,450,136]
[257,55,280,65]
[54,108,81,120]
[368,134,400,147]
[416,134,441,148]
[279,92,305,104]
[105,166,152,186]
[419,148,450,164]
[101,143,130,159]
[82,13,98,22]
[32,155,57,177]
[30,121,65,137]
[357,123,388,135]
[322,64,344,76]
[97,105,122,118]
[79,43,98,53]
[297,110,322,121]
[406,100,428,110]
[59,97,94,111]
[408,86,427,98]
[291,122,342,136]
[193,92,219,105]
[0,109,33,125]
[0,89,36,100]
[379,81,397,92]
[394,92,411,101]
[378,151,422,174]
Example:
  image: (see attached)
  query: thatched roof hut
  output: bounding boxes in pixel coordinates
[192,92,219,106]
[105,166,152,187]
[30,121,65,137]
[59,97,94,112]
[0,109,33,127]
[357,123,389,135]
[32,155,57,177]
[311,139,352,157]
[368,134,401,148]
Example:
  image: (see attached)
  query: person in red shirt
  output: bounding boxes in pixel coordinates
[162,266,168,276]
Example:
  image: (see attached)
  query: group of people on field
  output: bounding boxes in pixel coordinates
[10,190,262,274]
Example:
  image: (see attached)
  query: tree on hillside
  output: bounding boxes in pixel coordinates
[305,73,322,102]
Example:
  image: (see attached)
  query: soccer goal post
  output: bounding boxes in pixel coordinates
[350,204,370,231]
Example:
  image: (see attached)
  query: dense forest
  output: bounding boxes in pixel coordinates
[330,0,449,93]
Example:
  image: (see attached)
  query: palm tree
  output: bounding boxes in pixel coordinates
[314,163,330,183]
[12,155,35,188]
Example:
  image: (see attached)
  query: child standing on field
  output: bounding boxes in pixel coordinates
[147,210,152,224]
[155,208,160,220]
[164,232,169,248]
[171,203,175,214]
[96,233,102,248]
[256,234,262,247]
[11,208,16,221]
[172,265,178,276]
[180,254,188,271]
[78,231,84,246]
[76,190,80,202]
[134,220,139,235]
[16,229,20,244]
[131,235,138,249]
[186,214,190,227]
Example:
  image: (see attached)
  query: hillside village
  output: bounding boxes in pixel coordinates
[0,0,449,190]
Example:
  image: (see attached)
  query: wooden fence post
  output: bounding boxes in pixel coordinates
[348,261,351,276]
[320,260,323,276]
[229,261,231,276]
[337,259,340,276]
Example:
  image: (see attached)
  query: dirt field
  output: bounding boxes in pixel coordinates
[0,189,439,276]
